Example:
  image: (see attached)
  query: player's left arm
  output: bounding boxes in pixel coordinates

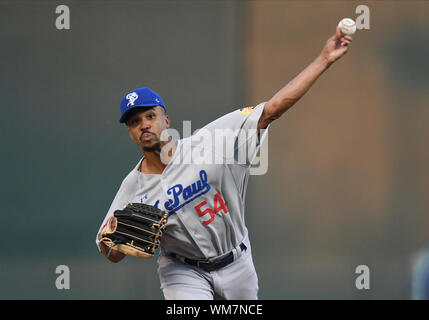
[258,27,353,132]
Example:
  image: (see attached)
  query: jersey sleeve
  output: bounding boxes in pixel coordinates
[95,163,140,251]
[196,102,270,167]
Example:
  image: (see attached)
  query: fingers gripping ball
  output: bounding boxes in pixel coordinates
[338,18,356,35]
[100,203,169,258]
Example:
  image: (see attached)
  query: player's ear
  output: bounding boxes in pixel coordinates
[127,127,133,140]
[164,113,170,128]
[127,126,138,143]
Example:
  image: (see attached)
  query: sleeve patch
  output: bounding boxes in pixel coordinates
[238,106,256,115]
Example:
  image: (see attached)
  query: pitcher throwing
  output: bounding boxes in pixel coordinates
[96,27,353,299]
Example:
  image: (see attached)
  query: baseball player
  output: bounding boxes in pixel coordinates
[96,27,352,299]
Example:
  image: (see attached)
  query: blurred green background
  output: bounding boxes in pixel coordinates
[1,0,428,299]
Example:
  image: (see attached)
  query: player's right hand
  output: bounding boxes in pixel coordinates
[320,27,353,65]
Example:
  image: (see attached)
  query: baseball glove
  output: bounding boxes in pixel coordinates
[100,203,169,258]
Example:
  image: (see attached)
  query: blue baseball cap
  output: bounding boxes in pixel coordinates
[119,87,166,123]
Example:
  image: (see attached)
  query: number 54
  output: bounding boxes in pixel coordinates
[194,192,228,225]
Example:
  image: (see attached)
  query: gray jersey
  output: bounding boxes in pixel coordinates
[96,102,269,260]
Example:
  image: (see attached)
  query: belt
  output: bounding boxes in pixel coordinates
[170,243,247,272]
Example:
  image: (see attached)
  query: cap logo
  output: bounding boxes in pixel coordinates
[126,92,138,106]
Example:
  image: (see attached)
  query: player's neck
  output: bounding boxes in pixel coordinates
[140,140,177,174]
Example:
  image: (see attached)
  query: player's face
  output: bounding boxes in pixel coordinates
[127,106,170,151]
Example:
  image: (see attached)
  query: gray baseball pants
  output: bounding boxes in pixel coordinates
[157,245,259,300]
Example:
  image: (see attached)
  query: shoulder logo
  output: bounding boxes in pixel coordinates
[238,106,256,115]
[126,92,138,106]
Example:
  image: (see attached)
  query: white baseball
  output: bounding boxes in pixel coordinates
[338,18,356,35]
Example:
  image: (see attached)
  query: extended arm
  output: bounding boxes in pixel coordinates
[258,27,353,131]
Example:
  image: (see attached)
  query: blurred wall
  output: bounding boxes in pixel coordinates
[1,0,428,299]
[244,0,429,299]
[0,0,243,299]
